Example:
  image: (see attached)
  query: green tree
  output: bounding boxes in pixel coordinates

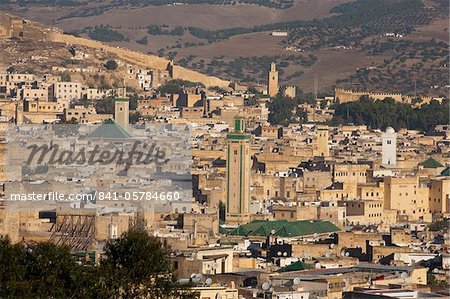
[136,36,149,45]
[0,232,197,298]
[94,97,115,114]
[0,236,26,297]
[0,237,84,298]
[6,65,16,73]
[428,219,449,232]
[96,230,197,298]
[157,79,205,95]
[245,96,258,106]
[268,94,296,125]
[332,97,449,132]
[129,111,142,124]
[23,242,82,298]
[61,71,72,82]
[105,60,119,70]
[129,94,139,110]
[88,25,126,42]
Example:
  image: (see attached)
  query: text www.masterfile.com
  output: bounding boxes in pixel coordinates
[7,191,181,202]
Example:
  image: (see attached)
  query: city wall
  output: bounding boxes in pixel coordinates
[335,89,404,103]
[334,89,433,105]
[48,32,230,88]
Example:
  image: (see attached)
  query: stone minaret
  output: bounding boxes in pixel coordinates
[382,127,397,166]
[226,118,251,225]
[268,62,279,97]
[114,98,129,129]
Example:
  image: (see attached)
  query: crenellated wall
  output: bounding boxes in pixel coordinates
[335,88,404,103]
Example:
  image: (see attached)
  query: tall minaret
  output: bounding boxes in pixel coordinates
[268,62,279,97]
[226,118,251,225]
[315,125,330,157]
[114,98,129,129]
[382,126,397,166]
[15,102,23,125]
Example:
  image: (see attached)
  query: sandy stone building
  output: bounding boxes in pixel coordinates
[428,177,450,216]
[267,62,279,97]
[383,176,431,222]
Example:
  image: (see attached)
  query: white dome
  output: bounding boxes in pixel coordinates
[385,126,395,134]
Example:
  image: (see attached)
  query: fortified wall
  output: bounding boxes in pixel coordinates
[48,32,230,88]
[335,88,404,103]
[334,89,434,105]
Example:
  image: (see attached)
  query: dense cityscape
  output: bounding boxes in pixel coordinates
[0,0,449,298]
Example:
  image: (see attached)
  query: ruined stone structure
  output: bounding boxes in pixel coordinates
[0,18,11,37]
[0,15,48,39]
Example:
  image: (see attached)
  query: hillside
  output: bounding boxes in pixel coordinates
[1,0,449,95]
[0,12,229,88]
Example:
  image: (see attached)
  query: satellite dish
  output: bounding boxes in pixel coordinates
[269,287,274,293]
[262,282,270,290]
[191,273,202,284]
[206,278,213,286]
[271,229,276,235]
[277,251,282,256]
[400,272,408,279]
[345,252,350,257]
[283,252,288,257]
[330,243,335,249]
[293,277,301,285]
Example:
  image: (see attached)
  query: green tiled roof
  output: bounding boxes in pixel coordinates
[279,261,314,272]
[420,157,444,168]
[219,226,233,235]
[441,167,450,176]
[227,133,251,140]
[227,225,252,236]
[87,118,131,139]
[225,220,339,237]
